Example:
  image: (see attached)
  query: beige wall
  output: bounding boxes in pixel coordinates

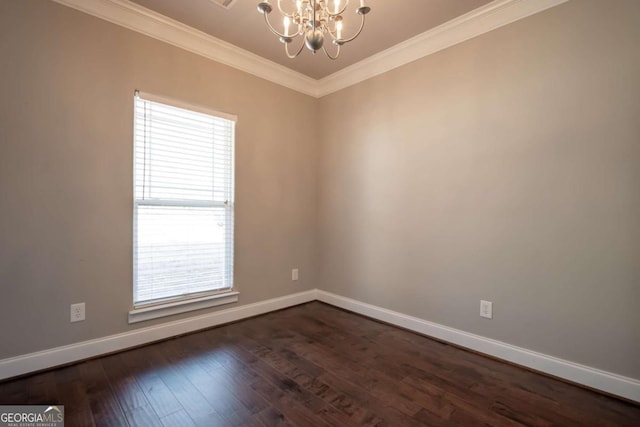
[318,0,640,379]
[0,1,318,358]
[1,0,639,382]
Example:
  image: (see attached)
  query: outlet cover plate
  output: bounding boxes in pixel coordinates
[480,300,493,319]
[71,302,86,322]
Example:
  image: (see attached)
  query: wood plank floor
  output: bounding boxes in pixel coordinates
[1,302,638,426]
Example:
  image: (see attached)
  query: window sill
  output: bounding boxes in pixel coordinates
[128,291,239,324]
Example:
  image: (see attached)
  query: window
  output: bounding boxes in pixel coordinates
[133,91,235,310]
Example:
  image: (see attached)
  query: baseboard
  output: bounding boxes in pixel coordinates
[0,289,317,381]
[316,290,640,403]
[2,288,638,403]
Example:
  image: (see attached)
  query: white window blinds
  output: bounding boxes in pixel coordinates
[133,92,235,306]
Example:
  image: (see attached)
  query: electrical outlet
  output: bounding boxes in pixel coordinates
[70,303,85,322]
[480,300,493,319]
[291,268,299,281]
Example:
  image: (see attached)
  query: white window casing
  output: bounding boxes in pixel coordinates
[131,91,237,321]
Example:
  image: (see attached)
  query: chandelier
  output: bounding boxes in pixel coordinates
[257,0,371,60]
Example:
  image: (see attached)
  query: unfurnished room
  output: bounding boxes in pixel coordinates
[0,0,639,425]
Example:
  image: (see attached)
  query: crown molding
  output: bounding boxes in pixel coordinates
[51,0,569,99]
[316,0,570,97]
[51,0,318,97]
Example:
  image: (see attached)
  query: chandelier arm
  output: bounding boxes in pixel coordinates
[330,13,365,44]
[263,12,297,39]
[285,39,306,59]
[321,42,341,60]
[276,0,297,18]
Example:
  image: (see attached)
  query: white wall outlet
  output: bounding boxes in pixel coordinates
[480,300,493,319]
[291,268,299,281]
[70,302,86,322]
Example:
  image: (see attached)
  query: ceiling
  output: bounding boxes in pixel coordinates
[130,0,492,80]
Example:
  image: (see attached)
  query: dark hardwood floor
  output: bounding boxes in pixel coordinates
[1,302,638,426]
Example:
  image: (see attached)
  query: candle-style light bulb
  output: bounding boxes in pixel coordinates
[284,16,290,36]
[336,20,342,39]
[334,0,341,14]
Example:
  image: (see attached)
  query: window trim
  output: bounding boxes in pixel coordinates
[131,90,237,320]
[128,291,240,324]
[135,90,238,122]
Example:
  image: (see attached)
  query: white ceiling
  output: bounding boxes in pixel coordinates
[130,0,492,79]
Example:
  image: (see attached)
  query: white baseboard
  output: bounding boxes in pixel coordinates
[2,288,638,403]
[316,290,640,403]
[0,290,316,381]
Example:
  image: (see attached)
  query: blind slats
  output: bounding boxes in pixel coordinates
[133,94,235,306]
